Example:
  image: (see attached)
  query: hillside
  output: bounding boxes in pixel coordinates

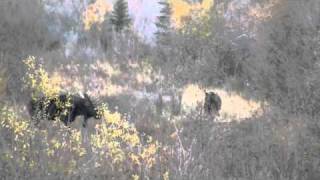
[0,0,320,179]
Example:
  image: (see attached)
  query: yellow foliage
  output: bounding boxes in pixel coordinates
[132,174,140,180]
[0,103,161,177]
[201,0,213,11]
[141,142,159,168]
[0,106,35,170]
[129,153,140,165]
[169,0,192,28]
[0,106,32,137]
[3,60,161,177]
[169,0,213,28]
[70,130,87,156]
[23,56,61,98]
[0,104,89,172]
[91,106,140,163]
[82,0,112,30]
[91,105,159,170]
[163,171,170,180]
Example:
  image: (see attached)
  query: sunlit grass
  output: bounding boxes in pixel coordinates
[213,89,262,121]
[95,60,121,76]
[181,84,263,120]
[181,84,204,108]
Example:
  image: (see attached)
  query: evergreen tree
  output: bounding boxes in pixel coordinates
[110,0,131,32]
[155,0,172,44]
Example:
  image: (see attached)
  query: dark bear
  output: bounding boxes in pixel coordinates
[204,91,222,115]
[28,93,100,127]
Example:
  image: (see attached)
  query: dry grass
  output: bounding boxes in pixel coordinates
[181,84,263,121]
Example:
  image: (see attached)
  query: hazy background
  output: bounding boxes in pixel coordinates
[0,0,320,179]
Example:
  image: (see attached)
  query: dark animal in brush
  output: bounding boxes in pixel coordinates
[28,93,100,127]
[204,91,222,115]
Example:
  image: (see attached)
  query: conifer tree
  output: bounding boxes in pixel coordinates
[110,0,131,32]
[155,0,172,44]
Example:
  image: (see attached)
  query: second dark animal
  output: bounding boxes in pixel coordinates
[28,93,100,127]
[204,91,222,115]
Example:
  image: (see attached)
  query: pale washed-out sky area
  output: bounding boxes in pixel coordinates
[54,0,161,40]
[125,0,161,39]
[47,0,161,56]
